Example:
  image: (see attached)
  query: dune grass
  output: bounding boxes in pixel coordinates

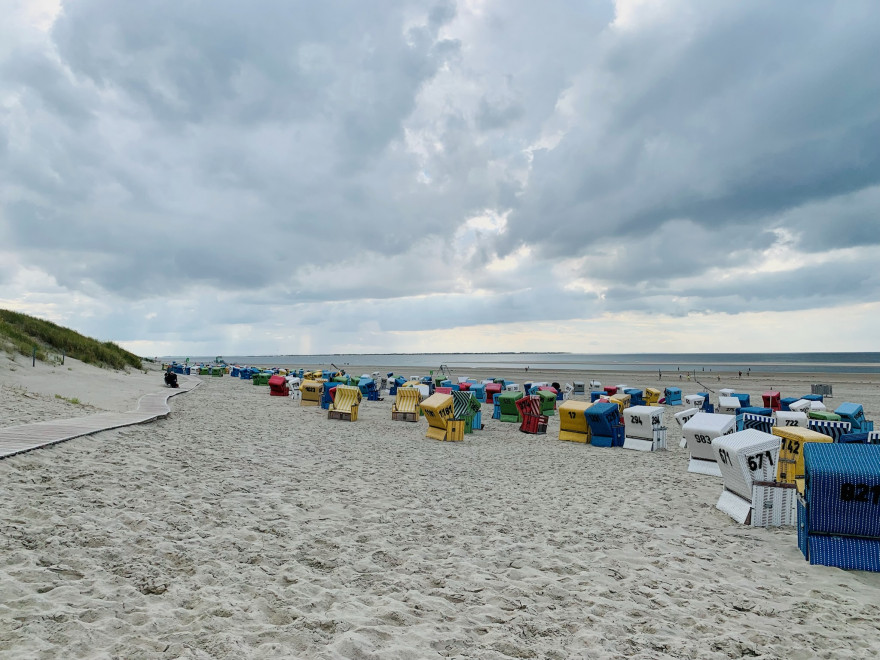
[0,309,143,370]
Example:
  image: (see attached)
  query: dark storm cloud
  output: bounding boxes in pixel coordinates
[1,0,879,350]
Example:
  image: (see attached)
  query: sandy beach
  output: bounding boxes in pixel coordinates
[2,357,880,659]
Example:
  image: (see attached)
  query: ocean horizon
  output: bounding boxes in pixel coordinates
[162,352,880,375]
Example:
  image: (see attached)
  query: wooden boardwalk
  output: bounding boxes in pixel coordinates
[0,376,201,460]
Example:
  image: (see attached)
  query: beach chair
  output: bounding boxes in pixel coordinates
[772,425,833,485]
[420,393,459,441]
[762,391,781,411]
[834,403,873,433]
[573,382,586,396]
[536,388,557,416]
[682,412,736,476]
[515,395,547,434]
[609,393,630,413]
[623,405,666,451]
[624,389,645,407]
[663,387,682,406]
[299,380,324,407]
[268,374,289,397]
[558,400,591,443]
[644,387,662,405]
[328,385,361,421]
[798,443,880,571]
[585,402,624,447]
[453,390,481,433]
[713,429,793,526]
[392,387,421,422]
[498,391,524,423]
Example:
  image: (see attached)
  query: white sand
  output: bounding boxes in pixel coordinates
[1,364,880,658]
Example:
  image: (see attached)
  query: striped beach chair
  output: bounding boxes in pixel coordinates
[328,385,361,421]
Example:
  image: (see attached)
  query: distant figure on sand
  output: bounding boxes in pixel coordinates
[738,371,742,378]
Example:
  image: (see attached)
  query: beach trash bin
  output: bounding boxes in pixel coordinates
[498,391,524,423]
[799,443,880,570]
[623,405,666,451]
[421,393,456,441]
[558,400,591,443]
[682,412,737,476]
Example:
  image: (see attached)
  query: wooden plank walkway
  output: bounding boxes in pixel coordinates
[0,376,201,460]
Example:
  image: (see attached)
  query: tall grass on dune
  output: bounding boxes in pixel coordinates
[0,309,142,370]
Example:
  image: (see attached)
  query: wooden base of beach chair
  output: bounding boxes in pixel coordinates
[328,410,354,421]
[392,411,418,422]
[559,430,589,443]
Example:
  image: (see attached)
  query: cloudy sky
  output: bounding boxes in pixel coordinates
[1,0,879,357]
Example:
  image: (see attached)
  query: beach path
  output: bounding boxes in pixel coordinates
[0,375,200,459]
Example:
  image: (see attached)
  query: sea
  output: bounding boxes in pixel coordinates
[163,352,880,375]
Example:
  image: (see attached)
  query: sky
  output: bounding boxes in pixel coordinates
[1,0,879,357]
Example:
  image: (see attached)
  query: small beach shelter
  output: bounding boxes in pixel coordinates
[834,403,872,433]
[762,391,781,411]
[558,400,591,443]
[537,388,557,415]
[717,397,741,415]
[453,390,481,433]
[253,372,271,386]
[732,393,750,408]
[798,443,880,570]
[485,383,503,405]
[585,402,625,447]
[713,429,789,525]
[498,391,524,423]
[682,412,737,477]
[609,393,631,413]
[603,386,618,396]
[719,388,735,398]
[268,374,289,397]
[573,382,586,395]
[420,393,457,441]
[663,387,682,406]
[780,397,799,412]
[515,395,546,434]
[328,385,362,421]
[772,425,833,485]
[300,380,324,407]
[685,394,705,410]
[470,383,487,403]
[775,410,808,428]
[623,389,645,406]
[392,387,421,422]
[645,388,662,405]
[623,405,666,451]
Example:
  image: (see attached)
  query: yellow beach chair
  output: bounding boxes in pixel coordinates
[328,384,362,421]
[392,387,421,422]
